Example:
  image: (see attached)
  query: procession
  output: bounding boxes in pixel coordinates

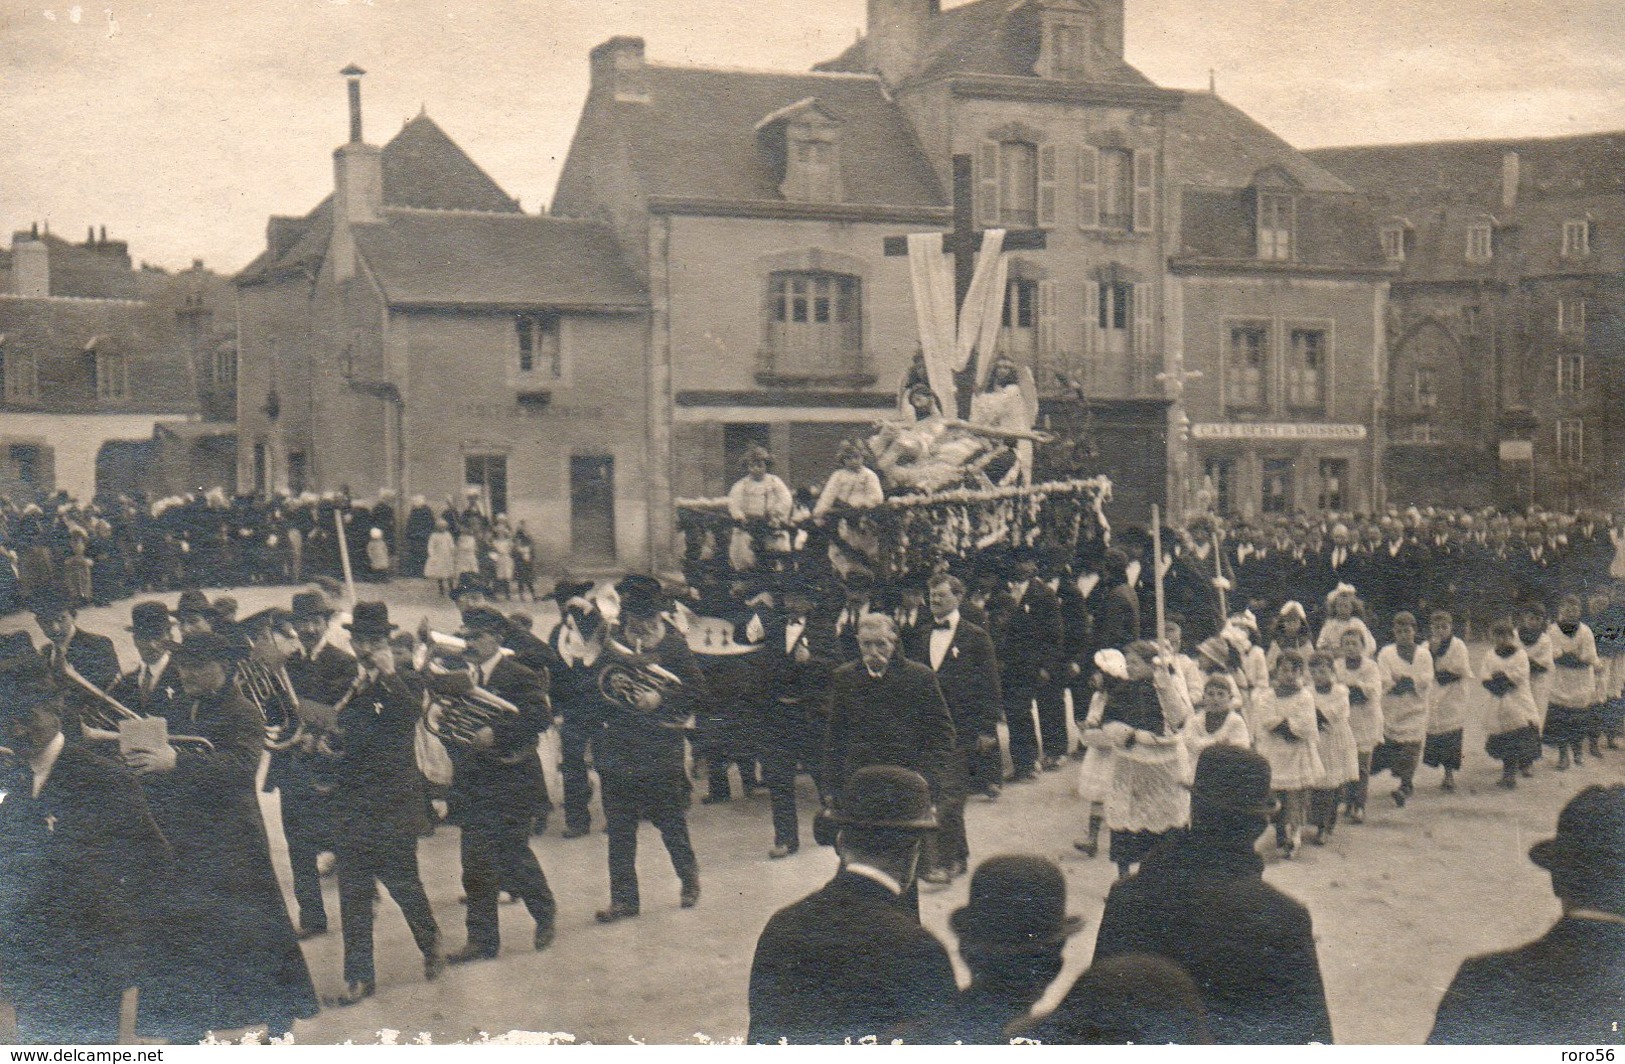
[6,0,1625,1049]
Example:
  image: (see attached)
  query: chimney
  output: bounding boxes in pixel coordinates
[86,226,96,246]
[865,0,933,85]
[1501,150,1521,211]
[99,225,107,244]
[1097,0,1126,60]
[331,65,383,281]
[589,37,649,103]
[11,236,49,297]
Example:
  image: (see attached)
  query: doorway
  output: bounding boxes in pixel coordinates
[465,455,508,521]
[570,455,617,561]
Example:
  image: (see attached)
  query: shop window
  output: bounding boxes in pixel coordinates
[1261,458,1294,514]
[1203,457,1236,516]
[1318,459,1348,511]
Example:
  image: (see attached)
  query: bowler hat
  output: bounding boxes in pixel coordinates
[1529,785,1625,878]
[237,607,292,637]
[175,589,217,620]
[1189,745,1279,818]
[950,855,1083,948]
[127,601,173,640]
[615,574,667,619]
[549,576,596,607]
[345,601,398,638]
[171,631,241,667]
[289,591,333,623]
[457,606,510,639]
[830,765,938,831]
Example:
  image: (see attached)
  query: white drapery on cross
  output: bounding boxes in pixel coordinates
[905,228,1010,412]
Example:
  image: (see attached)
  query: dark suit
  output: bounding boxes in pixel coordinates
[329,668,440,984]
[547,617,602,834]
[989,580,1066,774]
[754,612,836,849]
[1428,917,1625,1045]
[585,626,706,911]
[40,629,122,742]
[748,870,959,1044]
[823,657,957,801]
[107,656,187,721]
[439,653,554,953]
[136,682,320,1039]
[1092,828,1334,1045]
[920,615,999,871]
[0,744,172,1043]
[275,641,358,933]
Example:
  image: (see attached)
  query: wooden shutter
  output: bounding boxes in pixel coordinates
[1133,282,1156,358]
[977,142,1001,227]
[1037,280,1058,362]
[1133,149,1156,234]
[1083,280,1102,357]
[1037,145,1059,228]
[1077,145,1099,230]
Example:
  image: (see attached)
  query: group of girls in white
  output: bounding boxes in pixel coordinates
[1073,580,1624,875]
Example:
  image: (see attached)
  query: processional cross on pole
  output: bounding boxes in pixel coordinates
[884,153,1047,418]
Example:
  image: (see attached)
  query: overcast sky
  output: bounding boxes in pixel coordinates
[3,0,1622,273]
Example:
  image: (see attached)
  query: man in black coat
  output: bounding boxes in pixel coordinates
[748,766,958,1044]
[436,606,556,961]
[107,600,186,721]
[545,577,604,839]
[1092,746,1334,1044]
[322,602,445,1006]
[0,661,173,1043]
[31,587,122,739]
[274,590,358,937]
[821,614,957,804]
[123,631,320,1042]
[1429,784,1625,1045]
[918,573,1000,882]
[587,575,706,922]
[987,546,1065,780]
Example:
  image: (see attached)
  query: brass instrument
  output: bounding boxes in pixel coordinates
[233,659,306,752]
[423,669,523,748]
[597,633,691,730]
[58,659,215,752]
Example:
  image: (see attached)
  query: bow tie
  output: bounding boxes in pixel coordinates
[933,619,953,630]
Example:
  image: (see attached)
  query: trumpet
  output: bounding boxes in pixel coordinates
[58,659,215,752]
[233,659,306,752]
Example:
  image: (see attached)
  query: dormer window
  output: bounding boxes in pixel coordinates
[1257,192,1294,261]
[1562,219,1592,259]
[1381,222,1414,262]
[88,338,129,402]
[1466,224,1494,263]
[1031,0,1094,79]
[756,98,843,204]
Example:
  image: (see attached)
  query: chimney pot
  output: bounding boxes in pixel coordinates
[87,226,96,245]
[342,64,367,143]
[99,225,107,244]
[865,0,933,85]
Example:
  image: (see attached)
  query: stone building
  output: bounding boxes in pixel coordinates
[554,0,1394,536]
[1310,134,1625,511]
[1165,94,1391,519]
[0,226,237,500]
[235,73,653,569]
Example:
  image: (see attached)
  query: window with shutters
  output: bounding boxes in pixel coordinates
[1557,296,1586,337]
[1225,324,1269,412]
[1257,192,1294,260]
[1556,419,1585,465]
[515,313,563,379]
[999,279,1038,358]
[0,341,37,403]
[1562,220,1591,259]
[95,349,129,402]
[997,142,1038,227]
[767,272,862,377]
[980,141,1052,228]
[1285,329,1327,412]
[1095,282,1131,356]
[1099,148,1133,231]
[1039,17,1090,79]
[1557,352,1585,396]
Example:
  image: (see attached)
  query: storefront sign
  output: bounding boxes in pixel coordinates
[1191,423,1368,441]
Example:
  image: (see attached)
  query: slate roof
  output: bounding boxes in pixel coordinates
[1174,187,1389,271]
[815,0,1154,87]
[615,66,945,208]
[351,210,646,310]
[237,114,520,285]
[1168,93,1353,194]
[1306,131,1625,212]
[0,295,197,415]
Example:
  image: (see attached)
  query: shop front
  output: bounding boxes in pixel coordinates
[1190,422,1373,519]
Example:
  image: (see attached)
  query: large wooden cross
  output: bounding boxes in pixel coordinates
[885,153,1047,417]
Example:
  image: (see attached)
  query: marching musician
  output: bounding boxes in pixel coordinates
[173,588,219,638]
[0,656,173,1043]
[438,606,557,963]
[988,545,1066,781]
[588,574,706,923]
[31,586,121,717]
[322,602,444,1005]
[124,631,319,1042]
[546,576,605,840]
[274,590,357,939]
[108,600,186,719]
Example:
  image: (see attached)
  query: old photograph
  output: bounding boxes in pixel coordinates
[0,0,1622,1047]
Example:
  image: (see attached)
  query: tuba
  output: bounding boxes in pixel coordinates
[596,633,691,730]
[57,659,214,751]
[423,668,523,749]
[233,659,306,751]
